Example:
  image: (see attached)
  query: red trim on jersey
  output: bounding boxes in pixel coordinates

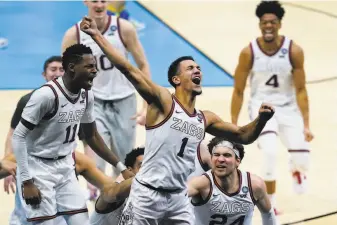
[260,130,277,136]
[199,110,206,139]
[145,97,175,130]
[75,24,80,44]
[41,84,59,120]
[102,16,112,35]
[288,149,310,153]
[85,90,89,110]
[256,36,285,57]
[196,142,209,172]
[191,173,213,206]
[117,17,127,49]
[249,42,254,69]
[53,79,81,104]
[247,172,257,205]
[289,40,294,68]
[212,170,242,197]
[27,214,58,222]
[172,95,197,117]
[57,208,88,216]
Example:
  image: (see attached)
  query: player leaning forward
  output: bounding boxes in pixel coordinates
[80,17,275,225]
[12,44,133,224]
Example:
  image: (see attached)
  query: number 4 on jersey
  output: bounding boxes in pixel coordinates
[265,74,279,88]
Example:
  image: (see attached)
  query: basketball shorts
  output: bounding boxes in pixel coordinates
[118,179,194,225]
[17,154,87,222]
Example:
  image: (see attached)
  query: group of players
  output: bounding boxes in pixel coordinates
[0,1,313,224]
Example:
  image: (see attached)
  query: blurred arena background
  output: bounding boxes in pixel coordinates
[1,1,337,224]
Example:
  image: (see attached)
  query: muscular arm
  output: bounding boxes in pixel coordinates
[0,154,16,179]
[187,174,211,198]
[231,46,252,125]
[251,174,277,225]
[203,110,267,145]
[291,43,309,129]
[4,128,14,156]
[120,18,151,110]
[101,178,134,203]
[74,151,112,189]
[61,26,78,53]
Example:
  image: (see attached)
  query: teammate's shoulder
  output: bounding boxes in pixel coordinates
[240,44,253,56]
[18,91,34,105]
[290,41,304,54]
[248,172,266,193]
[32,84,57,100]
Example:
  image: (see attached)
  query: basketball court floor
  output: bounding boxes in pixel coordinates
[1,1,337,224]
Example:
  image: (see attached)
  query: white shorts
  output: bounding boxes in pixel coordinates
[118,179,194,225]
[17,154,87,222]
[248,101,309,150]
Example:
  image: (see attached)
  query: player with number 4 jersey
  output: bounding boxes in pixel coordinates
[231,0,314,214]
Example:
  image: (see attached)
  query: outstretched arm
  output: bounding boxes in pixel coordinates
[81,17,166,107]
[203,104,274,145]
[187,174,211,198]
[101,178,134,203]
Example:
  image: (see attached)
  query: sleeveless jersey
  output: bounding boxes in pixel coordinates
[193,170,255,225]
[188,143,209,180]
[26,79,89,158]
[249,36,295,106]
[136,95,206,190]
[90,197,126,225]
[76,15,134,100]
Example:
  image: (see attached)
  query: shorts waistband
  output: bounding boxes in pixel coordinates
[135,178,182,193]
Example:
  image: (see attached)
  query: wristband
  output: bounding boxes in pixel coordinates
[116,162,127,173]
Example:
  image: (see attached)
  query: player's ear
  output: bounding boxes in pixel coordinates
[68,63,75,74]
[172,76,181,86]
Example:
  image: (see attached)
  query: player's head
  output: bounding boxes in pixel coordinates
[256,1,285,43]
[42,56,64,81]
[124,147,144,174]
[168,56,202,95]
[208,137,245,178]
[85,0,108,20]
[62,44,97,90]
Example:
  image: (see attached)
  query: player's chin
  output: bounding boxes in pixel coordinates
[192,88,202,96]
[213,169,229,177]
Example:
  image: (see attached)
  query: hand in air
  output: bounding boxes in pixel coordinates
[80,16,99,36]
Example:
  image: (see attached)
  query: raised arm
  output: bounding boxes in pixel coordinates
[250,174,278,225]
[291,42,313,142]
[203,104,274,145]
[231,46,252,125]
[80,16,169,107]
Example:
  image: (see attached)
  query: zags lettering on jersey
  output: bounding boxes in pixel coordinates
[58,109,85,123]
[170,117,204,140]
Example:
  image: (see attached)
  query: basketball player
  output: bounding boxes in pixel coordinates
[90,147,144,225]
[230,1,313,213]
[3,56,64,194]
[61,0,150,185]
[0,151,133,225]
[12,44,132,224]
[188,137,278,225]
[80,16,275,225]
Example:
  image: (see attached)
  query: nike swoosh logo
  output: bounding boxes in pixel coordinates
[175,110,182,113]
[61,104,68,108]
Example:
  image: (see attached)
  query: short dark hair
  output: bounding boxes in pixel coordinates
[62,44,93,72]
[124,147,145,168]
[207,137,245,160]
[43,56,62,72]
[168,56,194,88]
[255,1,285,20]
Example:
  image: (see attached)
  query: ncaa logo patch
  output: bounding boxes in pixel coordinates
[197,113,203,123]
[242,186,249,194]
[281,48,288,54]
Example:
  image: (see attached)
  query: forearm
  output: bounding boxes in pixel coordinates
[231,91,244,125]
[12,123,31,182]
[237,116,267,144]
[102,177,133,202]
[296,88,309,128]
[261,208,277,225]
[4,129,14,156]
[85,132,120,168]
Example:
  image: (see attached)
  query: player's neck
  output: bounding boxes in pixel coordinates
[216,170,240,194]
[258,35,284,53]
[95,16,109,33]
[62,76,80,94]
[174,90,196,114]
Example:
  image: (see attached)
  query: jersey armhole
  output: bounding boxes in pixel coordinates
[117,17,127,49]
[247,172,258,205]
[85,90,89,110]
[191,173,213,206]
[145,96,175,130]
[94,196,125,214]
[41,84,59,120]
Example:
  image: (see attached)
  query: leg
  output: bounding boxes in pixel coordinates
[63,213,89,225]
[278,106,310,194]
[164,191,194,225]
[56,157,88,223]
[106,94,137,178]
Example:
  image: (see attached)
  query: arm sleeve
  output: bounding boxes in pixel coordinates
[81,90,95,123]
[10,93,31,129]
[21,86,56,125]
[261,208,277,225]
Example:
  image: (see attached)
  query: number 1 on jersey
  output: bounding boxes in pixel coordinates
[177,137,188,158]
[265,74,279,88]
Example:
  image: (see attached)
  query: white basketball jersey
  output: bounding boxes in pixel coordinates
[136,95,206,190]
[90,198,126,225]
[27,79,88,158]
[77,16,134,100]
[188,144,209,180]
[249,36,295,106]
[193,170,255,225]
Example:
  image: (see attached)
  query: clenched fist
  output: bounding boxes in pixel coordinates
[80,16,99,37]
[259,103,275,122]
